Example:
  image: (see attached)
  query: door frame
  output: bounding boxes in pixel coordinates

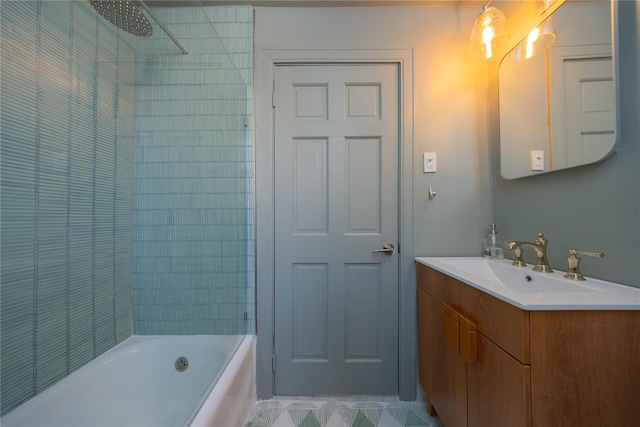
[255,48,416,400]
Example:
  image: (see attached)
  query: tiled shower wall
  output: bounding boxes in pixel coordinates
[132,7,254,335]
[0,0,135,416]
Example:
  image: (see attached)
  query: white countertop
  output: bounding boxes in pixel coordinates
[416,257,640,311]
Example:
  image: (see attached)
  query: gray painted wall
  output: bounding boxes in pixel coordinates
[254,5,494,399]
[492,1,639,288]
[255,7,493,258]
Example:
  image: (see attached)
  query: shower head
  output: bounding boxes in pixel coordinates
[89,0,153,37]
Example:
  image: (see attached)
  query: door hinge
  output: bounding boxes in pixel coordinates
[272,355,276,371]
[272,91,276,108]
[243,311,248,322]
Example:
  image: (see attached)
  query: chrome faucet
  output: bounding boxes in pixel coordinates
[506,232,553,273]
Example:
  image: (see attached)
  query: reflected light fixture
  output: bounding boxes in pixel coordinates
[510,0,557,61]
[469,0,509,61]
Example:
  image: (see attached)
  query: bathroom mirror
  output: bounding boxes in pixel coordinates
[498,0,617,179]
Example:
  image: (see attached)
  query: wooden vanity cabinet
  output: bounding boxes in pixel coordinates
[417,263,531,427]
[417,262,640,427]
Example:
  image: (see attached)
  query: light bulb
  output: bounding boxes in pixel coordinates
[482,25,495,59]
[525,28,539,58]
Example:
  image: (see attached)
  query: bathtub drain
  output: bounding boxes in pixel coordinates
[175,356,189,372]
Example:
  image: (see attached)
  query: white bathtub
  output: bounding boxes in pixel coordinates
[1,335,255,427]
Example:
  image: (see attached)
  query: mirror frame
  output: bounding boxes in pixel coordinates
[497,0,620,180]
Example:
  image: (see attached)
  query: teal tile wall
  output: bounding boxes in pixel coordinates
[133,7,254,335]
[0,0,135,416]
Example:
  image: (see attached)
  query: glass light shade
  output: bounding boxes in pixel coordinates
[509,18,556,61]
[469,6,509,61]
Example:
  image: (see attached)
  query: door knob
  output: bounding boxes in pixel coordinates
[373,243,395,255]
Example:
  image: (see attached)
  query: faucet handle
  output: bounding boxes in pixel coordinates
[569,249,604,258]
[564,249,604,281]
[534,232,548,246]
[511,245,526,267]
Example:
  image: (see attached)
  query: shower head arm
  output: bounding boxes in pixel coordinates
[135,0,188,55]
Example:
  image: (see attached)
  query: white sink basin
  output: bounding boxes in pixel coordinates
[437,258,602,293]
[416,257,640,310]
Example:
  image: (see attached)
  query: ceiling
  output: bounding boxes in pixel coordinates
[142,0,484,7]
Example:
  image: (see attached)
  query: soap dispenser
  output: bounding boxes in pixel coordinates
[483,223,504,259]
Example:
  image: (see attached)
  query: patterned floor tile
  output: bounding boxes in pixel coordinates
[244,398,442,427]
[299,411,322,427]
[325,411,349,427]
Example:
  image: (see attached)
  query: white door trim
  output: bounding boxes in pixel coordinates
[255,48,415,400]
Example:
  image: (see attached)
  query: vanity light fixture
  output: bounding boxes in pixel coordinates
[510,0,557,61]
[469,0,509,61]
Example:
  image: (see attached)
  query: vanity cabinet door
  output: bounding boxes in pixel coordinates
[467,333,532,427]
[418,289,467,427]
[530,310,640,426]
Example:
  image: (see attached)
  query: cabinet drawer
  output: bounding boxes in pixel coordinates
[417,262,443,297]
[417,262,530,363]
[465,285,531,364]
[416,263,465,309]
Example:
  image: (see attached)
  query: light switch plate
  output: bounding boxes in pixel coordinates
[424,152,437,173]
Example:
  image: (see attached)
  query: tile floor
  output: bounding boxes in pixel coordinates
[244,395,445,427]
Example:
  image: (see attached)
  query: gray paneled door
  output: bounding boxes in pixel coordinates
[273,64,399,395]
